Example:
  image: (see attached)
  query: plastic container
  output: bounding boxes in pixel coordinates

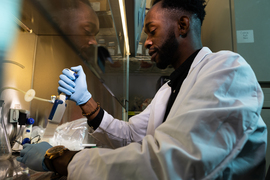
[0,100,12,160]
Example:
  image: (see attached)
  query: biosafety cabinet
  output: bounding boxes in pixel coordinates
[0,0,270,178]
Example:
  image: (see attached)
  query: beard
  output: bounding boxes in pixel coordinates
[155,30,179,69]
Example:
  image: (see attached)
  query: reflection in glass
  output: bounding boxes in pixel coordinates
[37,0,99,60]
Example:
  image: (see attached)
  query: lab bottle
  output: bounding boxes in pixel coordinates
[0,160,11,179]
[0,100,12,160]
[22,118,35,145]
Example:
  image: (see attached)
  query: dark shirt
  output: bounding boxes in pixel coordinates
[163,49,201,122]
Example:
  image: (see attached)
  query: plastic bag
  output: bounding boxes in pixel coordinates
[50,118,92,150]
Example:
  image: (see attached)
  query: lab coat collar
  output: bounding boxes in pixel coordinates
[146,83,171,135]
[147,47,212,136]
[188,47,212,75]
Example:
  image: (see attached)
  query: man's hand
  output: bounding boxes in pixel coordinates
[58,65,92,105]
[16,142,52,171]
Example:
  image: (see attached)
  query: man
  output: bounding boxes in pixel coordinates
[39,0,99,54]
[17,0,267,179]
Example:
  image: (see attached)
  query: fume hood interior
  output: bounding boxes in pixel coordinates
[2,0,270,136]
[1,0,270,175]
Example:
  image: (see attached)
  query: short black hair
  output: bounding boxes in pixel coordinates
[152,0,206,25]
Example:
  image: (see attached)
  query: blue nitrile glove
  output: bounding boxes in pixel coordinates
[16,142,52,171]
[58,65,92,105]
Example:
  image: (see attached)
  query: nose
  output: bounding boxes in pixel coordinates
[88,36,98,45]
[144,36,152,49]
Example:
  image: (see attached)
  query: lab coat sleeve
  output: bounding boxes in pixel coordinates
[68,51,266,180]
[89,102,152,148]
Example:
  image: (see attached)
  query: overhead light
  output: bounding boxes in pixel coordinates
[118,0,130,55]
[12,15,32,33]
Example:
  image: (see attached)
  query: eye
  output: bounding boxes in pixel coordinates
[84,29,92,36]
[150,29,156,35]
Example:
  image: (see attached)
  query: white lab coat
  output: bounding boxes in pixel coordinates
[68,47,267,180]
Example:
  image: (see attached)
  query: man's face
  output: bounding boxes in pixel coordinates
[61,2,99,57]
[144,2,179,69]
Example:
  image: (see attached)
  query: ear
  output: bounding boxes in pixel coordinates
[177,16,190,38]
